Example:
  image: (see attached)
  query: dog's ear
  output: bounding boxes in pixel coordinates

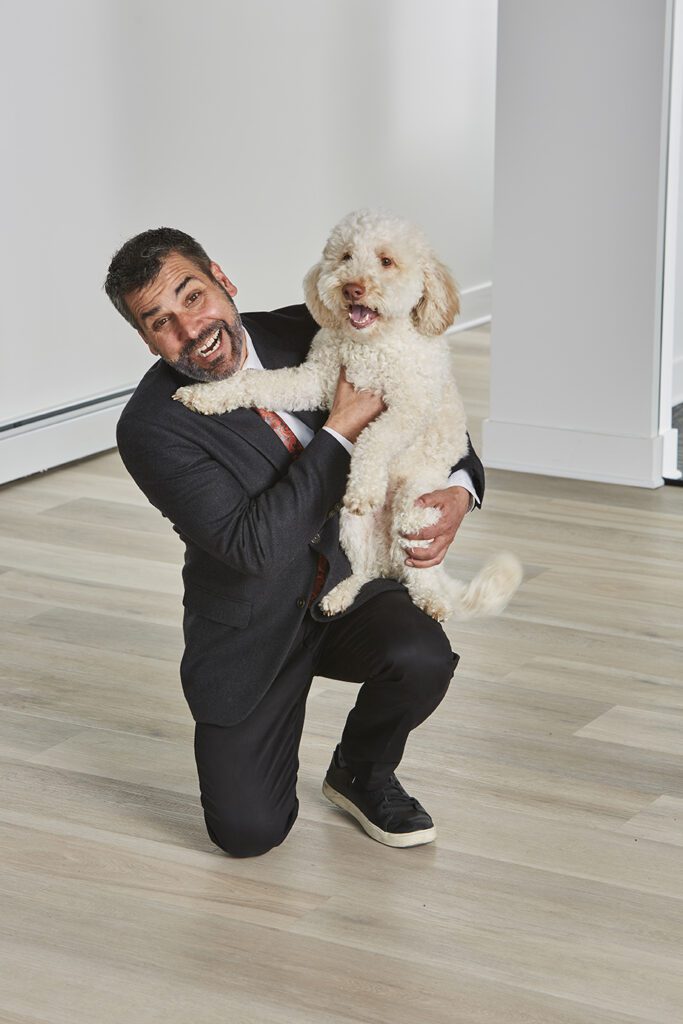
[412,257,460,336]
[303,262,337,328]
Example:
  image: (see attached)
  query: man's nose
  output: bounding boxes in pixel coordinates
[343,281,365,303]
[175,311,199,346]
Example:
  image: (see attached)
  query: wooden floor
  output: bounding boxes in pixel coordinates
[1,326,682,1024]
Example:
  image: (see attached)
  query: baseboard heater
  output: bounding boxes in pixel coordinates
[0,388,135,487]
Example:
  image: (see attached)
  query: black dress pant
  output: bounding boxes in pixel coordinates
[193,589,459,858]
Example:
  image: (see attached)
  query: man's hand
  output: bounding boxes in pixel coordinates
[401,486,471,568]
[325,367,386,443]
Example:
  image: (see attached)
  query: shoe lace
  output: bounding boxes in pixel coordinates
[371,774,422,815]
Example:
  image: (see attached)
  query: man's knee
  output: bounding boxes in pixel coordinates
[204,799,298,858]
[384,619,458,700]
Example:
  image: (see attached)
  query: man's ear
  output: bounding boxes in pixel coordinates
[210,260,238,297]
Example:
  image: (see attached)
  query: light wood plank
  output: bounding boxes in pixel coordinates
[576,706,683,757]
[622,795,683,847]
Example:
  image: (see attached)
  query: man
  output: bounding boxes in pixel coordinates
[105,227,485,856]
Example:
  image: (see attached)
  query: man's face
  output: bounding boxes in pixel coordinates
[125,252,247,381]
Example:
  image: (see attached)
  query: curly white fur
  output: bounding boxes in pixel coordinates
[174,210,523,622]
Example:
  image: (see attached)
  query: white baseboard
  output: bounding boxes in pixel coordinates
[482,418,668,488]
[451,282,491,332]
[0,398,131,486]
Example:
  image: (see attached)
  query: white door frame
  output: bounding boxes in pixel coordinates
[662,0,683,478]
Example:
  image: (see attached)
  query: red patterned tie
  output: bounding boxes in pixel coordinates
[254,407,329,607]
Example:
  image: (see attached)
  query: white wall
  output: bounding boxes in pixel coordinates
[114,0,496,316]
[1,2,155,425]
[1,0,497,482]
[484,0,675,488]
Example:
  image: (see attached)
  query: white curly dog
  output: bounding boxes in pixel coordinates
[174,210,523,622]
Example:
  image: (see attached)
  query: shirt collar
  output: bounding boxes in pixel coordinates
[241,327,263,370]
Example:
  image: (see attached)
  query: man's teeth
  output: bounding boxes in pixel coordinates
[198,328,221,356]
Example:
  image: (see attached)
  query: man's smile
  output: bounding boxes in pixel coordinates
[196,326,223,358]
[169,315,246,382]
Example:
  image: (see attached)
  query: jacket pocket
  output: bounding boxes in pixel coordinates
[182,582,252,629]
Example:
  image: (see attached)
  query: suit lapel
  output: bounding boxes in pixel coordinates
[169,370,287,477]
[214,407,294,473]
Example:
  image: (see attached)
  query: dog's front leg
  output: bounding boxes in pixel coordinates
[344,409,407,515]
[173,363,328,416]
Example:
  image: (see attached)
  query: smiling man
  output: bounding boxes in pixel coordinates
[105,226,485,856]
[128,250,247,381]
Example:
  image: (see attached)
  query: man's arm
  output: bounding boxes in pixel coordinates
[116,368,384,580]
[448,431,485,511]
[117,417,351,580]
[401,432,486,568]
[447,470,478,513]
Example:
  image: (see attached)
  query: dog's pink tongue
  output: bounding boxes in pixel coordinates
[351,305,365,319]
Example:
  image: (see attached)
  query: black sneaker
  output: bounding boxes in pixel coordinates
[322,744,436,847]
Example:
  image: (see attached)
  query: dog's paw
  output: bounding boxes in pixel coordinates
[343,494,374,516]
[410,591,451,623]
[343,484,387,516]
[424,597,451,623]
[319,590,351,616]
[173,382,239,415]
[319,576,365,615]
[172,384,219,414]
[394,503,442,536]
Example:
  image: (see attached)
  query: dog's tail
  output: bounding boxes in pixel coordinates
[446,552,523,621]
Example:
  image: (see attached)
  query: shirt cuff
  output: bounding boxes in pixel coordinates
[322,425,354,455]
[447,468,479,513]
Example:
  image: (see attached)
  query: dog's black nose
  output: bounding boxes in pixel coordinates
[343,281,365,302]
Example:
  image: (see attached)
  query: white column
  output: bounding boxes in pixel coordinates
[662,0,683,478]
[484,0,676,488]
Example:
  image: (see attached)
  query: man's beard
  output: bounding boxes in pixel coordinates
[170,315,245,382]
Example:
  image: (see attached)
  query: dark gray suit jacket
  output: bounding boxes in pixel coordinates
[116,304,486,726]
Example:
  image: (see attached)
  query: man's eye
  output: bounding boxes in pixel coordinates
[341,252,352,261]
[187,291,200,303]
[153,317,168,330]
[380,256,393,268]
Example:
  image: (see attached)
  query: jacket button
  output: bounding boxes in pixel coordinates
[296,597,306,608]
[311,533,321,544]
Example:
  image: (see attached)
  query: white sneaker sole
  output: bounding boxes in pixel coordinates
[322,779,437,848]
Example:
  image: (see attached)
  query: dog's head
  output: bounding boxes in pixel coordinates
[303,209,460,339]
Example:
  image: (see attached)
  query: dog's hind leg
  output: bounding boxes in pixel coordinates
[389,477,523,621]
[343,409,411,515]
[318,508,382,616]
[319,574,372,616]
[397,565,457,623]
[388,477,457,621]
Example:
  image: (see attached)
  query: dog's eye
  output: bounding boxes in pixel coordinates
[341,252,352,262]
[380,256,394,268]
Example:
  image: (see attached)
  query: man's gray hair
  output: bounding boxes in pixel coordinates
[104,227,213,329]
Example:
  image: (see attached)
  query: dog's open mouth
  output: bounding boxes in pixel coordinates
[348,304,380,330]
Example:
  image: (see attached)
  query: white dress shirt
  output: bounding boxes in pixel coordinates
[242,329,480,512]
